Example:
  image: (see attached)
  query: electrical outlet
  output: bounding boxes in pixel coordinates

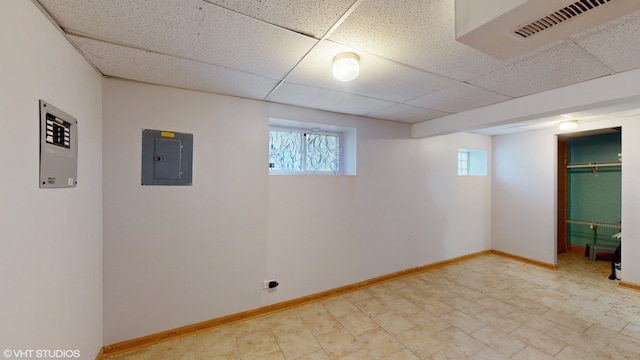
[263,279,277,290]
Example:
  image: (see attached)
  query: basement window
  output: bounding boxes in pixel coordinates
[268,118,356,175]
[458,148,487,176]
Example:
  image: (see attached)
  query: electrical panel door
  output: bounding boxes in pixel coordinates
[141,129,193,186]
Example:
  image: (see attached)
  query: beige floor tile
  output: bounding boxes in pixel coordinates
[545,324,592,350]
[315,327,361,359]
[372,311,415,335]
[434,326,486,357]
[540,310,593,332]
[474,296,517,316]
[576,309,627,332]
[537,295,580,315]
[470,325,526,357]
[356,327,403,359]
[366,285,402,303]
[509,325,567,356]
[395,326,446,358]
[384,297,422,316]
[414,297,454,316]
[209,351,242,360]
[447,284,485,302]
[301,310,343,337]
[553,344,604,360]
[621,322,640,340]
[510,346,553,360]
[447,296,486,316]
[233,316,272,338]
[338,310,378,336]
[405,310,450,334]
[425,347,466,360]
[322,297,360,318]
[149,336,195,360]
[397,275,427,288]
[503,295,550,314]
[394,286,432,303]
[267,311,307,336]
[439,310,486,334]
[467,347,509,360]
[295,350,331,360]
[507,310,557,333]
[342,290,373,303]
[353,297,391,318]
[237,329,280,360]
[192,327,238,357]
[381,348,420,360]
[276,328,321,360]
[471,309,522,333]
[255,351,285,360]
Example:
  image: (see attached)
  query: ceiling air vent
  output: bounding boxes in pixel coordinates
[455,0,640,60]
[514,0,613,38]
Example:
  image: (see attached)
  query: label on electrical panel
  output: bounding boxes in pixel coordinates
[45,113,71,149]
[160,131,175,138]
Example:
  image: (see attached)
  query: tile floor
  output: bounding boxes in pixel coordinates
[107,252,640,359]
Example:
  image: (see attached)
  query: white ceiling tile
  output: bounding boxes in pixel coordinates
[203,0,356,39]
[33,0,640,134]
[69,36,279,100]
[407,83,511,113]
[572,10,640,73]
[287,41,461,103]
[327,0,510,81]
[38,0,317,78]
[467,43,612,98]
[366,104,450,124]
[267,83,395,116]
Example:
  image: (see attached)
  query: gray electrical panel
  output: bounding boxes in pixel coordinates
[39,100,78,188]
[141,129,193,186]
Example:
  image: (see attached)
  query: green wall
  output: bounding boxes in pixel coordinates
[567,132,621,247]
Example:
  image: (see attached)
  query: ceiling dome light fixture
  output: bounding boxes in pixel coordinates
[559,120,578,131]
[332,53,360,82]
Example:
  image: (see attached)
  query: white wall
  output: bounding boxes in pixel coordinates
[0,0,103,357]
[102,79,492,344]
[417,133,492,257]
[492,118,640,281]
[620,118,640,285]
[492,130,557,265]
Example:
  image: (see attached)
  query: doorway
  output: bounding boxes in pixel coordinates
[557,128,622,259]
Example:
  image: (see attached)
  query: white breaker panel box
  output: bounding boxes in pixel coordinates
[39,100,78,188]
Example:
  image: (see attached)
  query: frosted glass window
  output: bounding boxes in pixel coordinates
[269,130,303,171]
[306,133,340,172]
[269,127,342,174]
[458,148,487,176]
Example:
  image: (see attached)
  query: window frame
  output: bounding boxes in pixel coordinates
[269,125,344,175]
[458,149,469,176]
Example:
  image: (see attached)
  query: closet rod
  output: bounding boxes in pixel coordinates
[566,219,621,229]
[566,162,621,169]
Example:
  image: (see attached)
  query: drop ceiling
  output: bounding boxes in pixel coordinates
[34,0,640,132]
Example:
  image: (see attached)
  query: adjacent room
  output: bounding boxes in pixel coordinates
[3,0,640,359]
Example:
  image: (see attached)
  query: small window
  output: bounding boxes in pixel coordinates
[458,148,487,176]
[269,126,342,174]
[458,150,469,176]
